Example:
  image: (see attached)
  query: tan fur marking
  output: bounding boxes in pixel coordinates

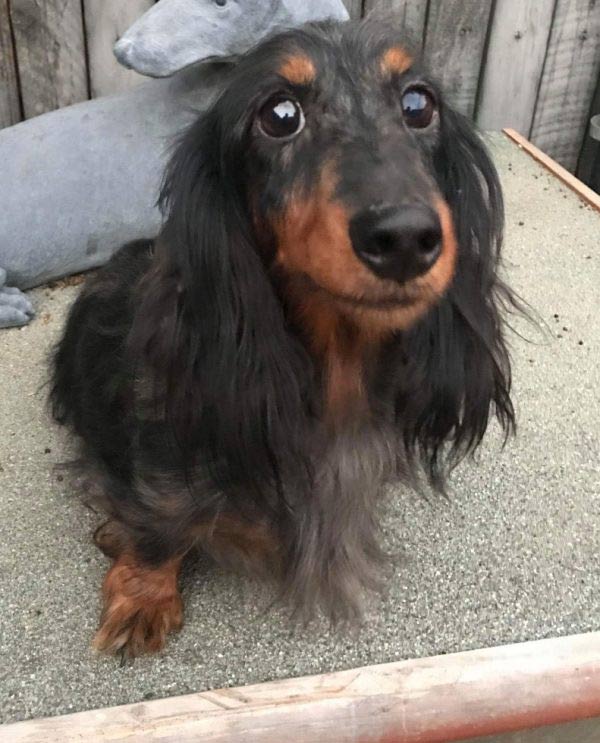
[94,555,183,656]
[424,196,458,297]
[285,289,372,422]
[322,329,374,423]
[194,514,280,577]
[279,55,317,85]
[271,162,458,420]
[273,163,374,304]
[381,46,413,75]
[272,164,375,417]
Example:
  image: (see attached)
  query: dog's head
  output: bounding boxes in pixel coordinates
[141,19,513,492]
[160,21,505,337]
[251,38,459,335]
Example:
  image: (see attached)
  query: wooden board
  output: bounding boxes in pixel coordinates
[423,0,494,118]
[3,633,600,743]
[477,0,556,133]
[0,0,21,128]
[529,0,600,171]
[504,128,600,211]
[83,0,154,98]
[342,0,363,20]
[10,0,88,119]
[363,0,428,47]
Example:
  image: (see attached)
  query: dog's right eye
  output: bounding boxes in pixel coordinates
[258,96,305,140]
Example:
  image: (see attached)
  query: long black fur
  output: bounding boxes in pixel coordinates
[51,19,516,623]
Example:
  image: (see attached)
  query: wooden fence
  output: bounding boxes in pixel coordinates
[1,0,599,177]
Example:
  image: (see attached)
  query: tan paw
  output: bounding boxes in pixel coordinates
[94,554,183,657]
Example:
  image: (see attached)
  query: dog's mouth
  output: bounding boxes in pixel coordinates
[300,273,426,311]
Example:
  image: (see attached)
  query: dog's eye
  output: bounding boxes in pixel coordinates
[401,87,436,129]
[258,97,305,140]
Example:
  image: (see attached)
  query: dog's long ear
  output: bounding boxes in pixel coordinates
[435,106,505,279]
[396,108,515,488]
[130,109,310,507]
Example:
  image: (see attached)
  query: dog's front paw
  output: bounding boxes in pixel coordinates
[94,554,183,657]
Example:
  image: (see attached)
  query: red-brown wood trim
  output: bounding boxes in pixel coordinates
[2,632,600,742]
[503,128,600,212]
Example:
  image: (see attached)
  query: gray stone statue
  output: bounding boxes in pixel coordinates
[115,0,349,77]
[0,0,349,328]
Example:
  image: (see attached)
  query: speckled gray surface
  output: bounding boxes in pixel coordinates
[0,135,598,724]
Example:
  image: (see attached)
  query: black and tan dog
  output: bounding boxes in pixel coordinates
[51,19,515,656]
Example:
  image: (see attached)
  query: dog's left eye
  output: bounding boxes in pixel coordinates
[258,96,305,140]
[401,87,436,129]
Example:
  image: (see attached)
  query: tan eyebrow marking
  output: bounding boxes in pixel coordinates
[279,54,317,85]
[380,46,413,75]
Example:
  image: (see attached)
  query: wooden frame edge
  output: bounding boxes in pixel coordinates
[2,632,600,743]
[503,128,600,212]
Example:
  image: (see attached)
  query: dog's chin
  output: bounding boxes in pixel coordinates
[313,279,428,312]
[326,288,421,311]
[307,278,436,333]
[283,272,438,334]
[337,291,435,332]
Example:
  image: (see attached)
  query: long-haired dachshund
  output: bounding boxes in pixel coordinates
[51,18,515,656]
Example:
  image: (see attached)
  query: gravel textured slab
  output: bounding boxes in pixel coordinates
[0,134,598,724]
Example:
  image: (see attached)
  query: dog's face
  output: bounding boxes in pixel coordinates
[212,24,458,333]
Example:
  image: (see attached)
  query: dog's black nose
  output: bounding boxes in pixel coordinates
[350,205,442,283]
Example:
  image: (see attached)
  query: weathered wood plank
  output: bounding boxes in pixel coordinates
[10,0,89,119]
[3,633,600,743]
[529,0,600,171]
[363,0,427,45]
[477,0,556,133]
[0,0,21,128]
[83,0,154,98]
[342,0,363,20]
[423,0,494,118]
